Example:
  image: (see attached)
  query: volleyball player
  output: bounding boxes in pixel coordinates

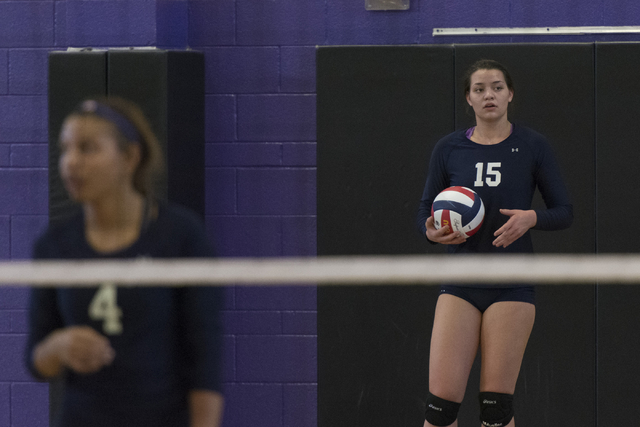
[25,98,224,427]
[417,60,572,427]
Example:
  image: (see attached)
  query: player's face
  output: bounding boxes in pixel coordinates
[58,115,138,203]
[466,68,513,123]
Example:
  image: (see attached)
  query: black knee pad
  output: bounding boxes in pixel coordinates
[424,392,461,426]
[478,392,514,427]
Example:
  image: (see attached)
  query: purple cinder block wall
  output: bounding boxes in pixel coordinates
[2,0,640,426]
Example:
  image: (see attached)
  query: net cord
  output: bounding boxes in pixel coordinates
[0,254,637,287]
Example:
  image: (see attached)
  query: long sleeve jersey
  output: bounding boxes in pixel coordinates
[417,124,573,254]
[26,202,223,427]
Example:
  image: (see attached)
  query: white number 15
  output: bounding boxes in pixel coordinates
[474,162,502,187]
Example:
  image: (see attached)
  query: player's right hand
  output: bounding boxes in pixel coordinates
[54,326,115,374]
[425,216,467,245]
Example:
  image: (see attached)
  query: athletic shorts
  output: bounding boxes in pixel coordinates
[440,285,535,313]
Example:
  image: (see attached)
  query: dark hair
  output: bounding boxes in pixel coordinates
[67,97,164,198]
[463,59,514,97]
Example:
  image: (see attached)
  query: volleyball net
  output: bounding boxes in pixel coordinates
[1,254,639,286]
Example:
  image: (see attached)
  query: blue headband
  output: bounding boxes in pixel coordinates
[77,100,141,143]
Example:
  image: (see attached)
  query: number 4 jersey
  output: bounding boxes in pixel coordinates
[26,203,223,427]
[417,124,573,254]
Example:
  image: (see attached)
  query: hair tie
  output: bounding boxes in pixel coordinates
[78,100,141,143]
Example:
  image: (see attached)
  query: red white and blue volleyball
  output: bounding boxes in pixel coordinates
[431,186,485,238]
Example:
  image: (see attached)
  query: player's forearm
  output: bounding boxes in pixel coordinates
[189,389,224,427]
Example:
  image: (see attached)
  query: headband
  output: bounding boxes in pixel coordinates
[77,100,141,143]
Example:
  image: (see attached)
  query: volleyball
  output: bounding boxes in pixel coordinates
[431,186,485,238]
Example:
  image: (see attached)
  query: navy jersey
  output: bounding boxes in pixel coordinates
[417,124,572,254]
[26,203,223,427]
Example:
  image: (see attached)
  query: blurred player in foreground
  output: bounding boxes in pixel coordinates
[26,97,224,427]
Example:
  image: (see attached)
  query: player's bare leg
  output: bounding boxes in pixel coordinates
[478,301,535,427]
[424,294,482,427]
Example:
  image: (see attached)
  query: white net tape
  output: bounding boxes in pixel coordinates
[0,254,638,287]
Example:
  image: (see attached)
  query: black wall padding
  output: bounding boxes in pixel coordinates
[595,42,640,425]
[453,44,597,427]
[108,50,205,216]
[318,43,599,427]
[316,45,455,256]
[317,45,455,427]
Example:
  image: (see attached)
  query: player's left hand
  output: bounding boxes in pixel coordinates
[493,209,537,248]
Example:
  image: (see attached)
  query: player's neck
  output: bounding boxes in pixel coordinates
[83,190,146,253]
[471,119,512,145]
[84,189,144,232]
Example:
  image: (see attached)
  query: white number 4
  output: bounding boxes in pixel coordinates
[89,282,123,335]
[474,162,502,187]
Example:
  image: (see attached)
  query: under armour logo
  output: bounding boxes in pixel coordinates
[512,148,519,152]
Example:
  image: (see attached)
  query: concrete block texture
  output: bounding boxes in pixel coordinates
[282,142,316,167]
[156,0,189,48]
[11,383,49,427]
[224,311,283,335]
[188,0,235,46]
[511,0,601,26]
[236,335,317,382]
[8,49,48,95]
[0,51,7,94]
[237,94,316,142]
[0,170,47,216]
[0,170,48,215]
[282,215,316,256]
[603,2,640,24]
[237,0,326,46]
[0,3,54,48]
[0,314,10,334]
[281,47,317,93]
[206,143,282,167]
[0,96,48,143]
[0,335,31,381]
[10,215,48,259]
[222,383,283,427]
[236,287,316,311]
[0,288,28,310]
[284,384,317,427]
[0,216,9,260]
[237,168,316,216]
[326,0,419,45]
[222,335,236,383]
[10,144,48,168]
[282,311,317,335]
[206,215,282,257]
[10,311,28,334]
[55,0,156,47]
[205,167,237,215]
[205,95,236,142]
[0,146,9,167]
[0,383,9,427]
[205,47,280,94]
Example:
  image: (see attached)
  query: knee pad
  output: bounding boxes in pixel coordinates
[424,392,461,426]
[478,392,514,427]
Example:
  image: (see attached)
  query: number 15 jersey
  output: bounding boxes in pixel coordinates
[417,124,573,254]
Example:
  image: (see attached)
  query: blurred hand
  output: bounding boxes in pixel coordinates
[53,326,115,374]
[425,216,467,245]
[493,209,537,248]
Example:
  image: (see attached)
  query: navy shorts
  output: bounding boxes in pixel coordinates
[440,285,535,313]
